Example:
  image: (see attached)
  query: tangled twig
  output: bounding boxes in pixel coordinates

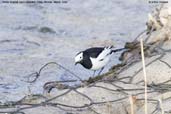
[24,62,83,83]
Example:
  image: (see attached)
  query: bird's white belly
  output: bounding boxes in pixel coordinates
[90,56,110,70]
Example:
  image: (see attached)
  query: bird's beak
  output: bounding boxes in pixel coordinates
[75,62,79,65]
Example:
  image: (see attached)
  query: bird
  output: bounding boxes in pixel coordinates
[75,46,125,77]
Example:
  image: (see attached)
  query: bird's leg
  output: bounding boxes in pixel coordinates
[98,67,104,76]
[93,71,96,77]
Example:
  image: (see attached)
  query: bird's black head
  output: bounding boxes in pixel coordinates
[75,51,84,65]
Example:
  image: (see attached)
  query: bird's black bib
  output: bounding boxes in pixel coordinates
[80,47,104,69]
[79,52,92,69]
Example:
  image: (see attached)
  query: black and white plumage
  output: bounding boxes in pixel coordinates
[75,46,125,76]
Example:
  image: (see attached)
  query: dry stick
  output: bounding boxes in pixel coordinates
[158,99,164,114]
[130,53,165,83]
[140,39,148,114]
[134,29,147,41]
[129,95,134,114]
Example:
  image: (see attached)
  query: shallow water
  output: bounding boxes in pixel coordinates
[0,0,155,102]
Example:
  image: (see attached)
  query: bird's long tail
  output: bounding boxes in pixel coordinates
[111,48,125,53]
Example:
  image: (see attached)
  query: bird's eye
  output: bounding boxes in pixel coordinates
[80,57,81,59]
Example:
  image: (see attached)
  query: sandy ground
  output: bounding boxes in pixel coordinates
[0,1,171,114]
[0,0,155,102]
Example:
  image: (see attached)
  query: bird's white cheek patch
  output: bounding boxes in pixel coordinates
[75,53,83,63]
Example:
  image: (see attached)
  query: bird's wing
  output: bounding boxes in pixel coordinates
[96,47,112,61]
[84,47,104,58]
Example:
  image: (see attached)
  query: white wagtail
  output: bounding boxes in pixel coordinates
[75,46,125,76]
